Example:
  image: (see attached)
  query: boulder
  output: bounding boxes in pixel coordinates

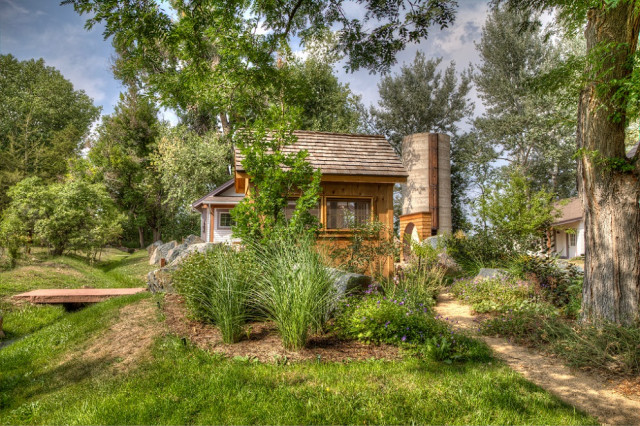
[328,268,372,300]
[166,243,189,264]
[147,265,178,293]
[168,242,218,267]
[146,240,163,256]
[183,234,204,246]
[424,235,446,250]
[147,243,218,293]
[475,268,508,280]
[149,241,177,265]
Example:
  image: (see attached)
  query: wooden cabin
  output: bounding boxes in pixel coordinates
[192,130,409,276]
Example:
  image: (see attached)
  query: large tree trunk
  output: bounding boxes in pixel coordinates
[138,226,145,249]
[579,4,640,325]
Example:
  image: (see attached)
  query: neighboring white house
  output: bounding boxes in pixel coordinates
[191,179,244,244]
[551,197,585,259]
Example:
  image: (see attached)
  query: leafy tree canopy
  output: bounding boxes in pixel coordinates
[371,52,473,153]
[0,54,100,210]
[88,89,163,247]
[283,57,365,134]
[472,6,579,198]
[64,0,458,131]
[476,169,557,254]
[153,125,233,215]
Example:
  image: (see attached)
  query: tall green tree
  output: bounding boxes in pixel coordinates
[473,7,578,198]
[231,111,322,243]
[65,0,458,133]
[0,54,100,210]
[476,169,557,254]
[89,89,162,247]
[370,52,474,231]
[153,125,232,218]
[371,52,473,152]
[500,0,640,325]
[284,57,365,133]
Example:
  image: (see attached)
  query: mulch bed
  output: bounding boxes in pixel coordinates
[162,293,401,363]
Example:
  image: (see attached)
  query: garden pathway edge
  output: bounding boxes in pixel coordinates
[435,292,640,426]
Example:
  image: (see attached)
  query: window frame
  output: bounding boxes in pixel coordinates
[323,196,374,231]
[569,232,577,247]
[216,208,235,230]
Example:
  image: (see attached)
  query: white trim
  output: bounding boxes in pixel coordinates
[202,201,241,205]
[205,209,211,242]
[216,209,234,230]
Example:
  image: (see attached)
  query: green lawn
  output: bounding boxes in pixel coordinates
[0,249,154,340]
[0,250,597,425]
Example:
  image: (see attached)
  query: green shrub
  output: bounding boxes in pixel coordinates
[250,235,336,351]
[327,220,398,276]
[380,266,445,309]
[335,288,491,362]
[509,255,583,310]
[443,231,513,276]
[173,246,255,343]
[450,275,547,314]
[379,239,446,308]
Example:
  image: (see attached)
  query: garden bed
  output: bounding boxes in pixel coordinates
[163,294,401,363]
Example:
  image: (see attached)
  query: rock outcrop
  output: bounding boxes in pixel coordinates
[329,268,372,300]
[147,238,218,293]
[149,241,177,265]
[146,240,163,256]
[182,234,203,246]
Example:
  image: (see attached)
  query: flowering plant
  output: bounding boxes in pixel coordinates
[334,285,490,362]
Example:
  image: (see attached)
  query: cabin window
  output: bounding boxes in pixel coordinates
[569,233,577,247]
[326,198,371,229]
[283,200,320,221]
[217,209,235,229]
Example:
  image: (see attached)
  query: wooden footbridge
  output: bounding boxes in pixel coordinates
[13,288,147,304]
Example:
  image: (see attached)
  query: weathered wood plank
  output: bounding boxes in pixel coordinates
[13,288,147,304]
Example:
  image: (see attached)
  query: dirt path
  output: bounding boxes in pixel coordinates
[435,293,640,426]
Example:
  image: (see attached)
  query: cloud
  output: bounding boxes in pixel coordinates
[1,1,123,115]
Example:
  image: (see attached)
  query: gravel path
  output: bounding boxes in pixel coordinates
[435,292,640,426]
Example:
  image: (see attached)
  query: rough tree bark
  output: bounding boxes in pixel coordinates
[579,3,640,325]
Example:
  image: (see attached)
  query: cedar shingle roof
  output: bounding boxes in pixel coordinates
[234,131,407,178]
[552,197,583,225]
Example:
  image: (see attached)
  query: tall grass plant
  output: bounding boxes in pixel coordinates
[173,246,254,343]
[250,234,336,350]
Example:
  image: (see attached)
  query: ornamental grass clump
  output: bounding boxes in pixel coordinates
[250,235,336,351]
[173,246,254,343]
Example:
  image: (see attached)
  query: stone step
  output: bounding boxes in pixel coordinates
[12,288,147,304]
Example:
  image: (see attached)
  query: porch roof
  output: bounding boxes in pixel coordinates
[552,197,583,226]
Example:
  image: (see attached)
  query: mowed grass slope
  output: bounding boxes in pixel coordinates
[0,249,154,340]
[0,250,596,425]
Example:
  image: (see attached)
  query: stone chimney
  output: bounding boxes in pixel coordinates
[399,133,452,241]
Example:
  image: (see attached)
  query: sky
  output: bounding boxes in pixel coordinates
[0,0,490,124]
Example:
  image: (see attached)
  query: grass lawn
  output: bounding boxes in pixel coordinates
[0,249,154,340]
[0,250,597,425]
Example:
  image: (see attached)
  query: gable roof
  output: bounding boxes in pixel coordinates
[234,130,408,178]
[552,197,583,226]
[191,179,241,209]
